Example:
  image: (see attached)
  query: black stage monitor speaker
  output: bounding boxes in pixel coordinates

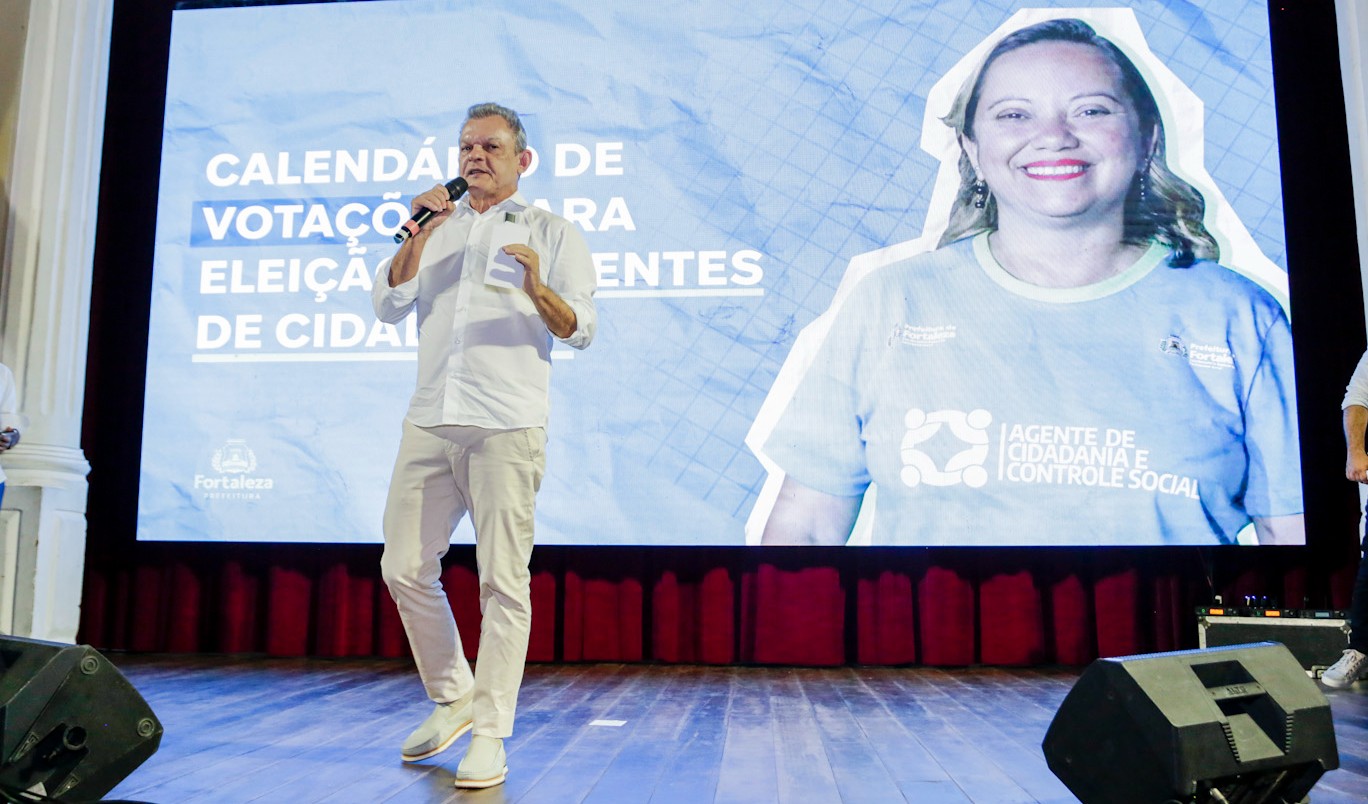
[1043,642,1338,804]
[0,636,162,801]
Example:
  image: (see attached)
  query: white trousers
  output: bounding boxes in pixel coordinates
[380,420,545,738]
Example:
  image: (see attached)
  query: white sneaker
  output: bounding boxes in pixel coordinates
[1321,649,1368,689]
[401,697,473,762]
[455,735,507,789]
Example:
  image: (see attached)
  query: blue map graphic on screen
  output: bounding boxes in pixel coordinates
[139,0,1299,546]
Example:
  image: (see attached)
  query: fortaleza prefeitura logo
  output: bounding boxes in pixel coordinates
[196,438,275,500]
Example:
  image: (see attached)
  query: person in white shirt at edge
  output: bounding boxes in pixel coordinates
[0,362,21,509]
[372,102,596,789]
[1324,349,1368,688]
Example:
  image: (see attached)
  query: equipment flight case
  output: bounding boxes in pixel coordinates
[1197,605,1350,677]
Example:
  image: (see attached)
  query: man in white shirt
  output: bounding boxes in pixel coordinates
[0,362,20,508]
[1325,349,1368,688]
[372,103,597,788]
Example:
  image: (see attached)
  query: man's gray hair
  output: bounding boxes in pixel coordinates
[465,102,527,153]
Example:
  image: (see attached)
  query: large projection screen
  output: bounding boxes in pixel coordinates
[139,0,1302,546]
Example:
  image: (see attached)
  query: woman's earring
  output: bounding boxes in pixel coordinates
[972,180,989,209]
[1137,158,1153,205]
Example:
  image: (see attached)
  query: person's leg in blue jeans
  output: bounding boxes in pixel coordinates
[1323,511,1368,687]
[1348,531,1368,653]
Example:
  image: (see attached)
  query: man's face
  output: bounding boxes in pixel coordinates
[459,116,530,206]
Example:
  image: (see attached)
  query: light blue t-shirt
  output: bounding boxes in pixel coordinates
[765,234,1302,546]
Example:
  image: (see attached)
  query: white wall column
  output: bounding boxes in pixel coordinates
[0,0,113,642]
[1338,0,1368,323]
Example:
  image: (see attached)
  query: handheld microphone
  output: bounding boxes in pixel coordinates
[394,177,470,244]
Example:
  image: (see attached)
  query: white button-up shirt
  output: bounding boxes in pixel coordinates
[0,363,17,485]
[373,192,597,429]
[1345,350,1368,410]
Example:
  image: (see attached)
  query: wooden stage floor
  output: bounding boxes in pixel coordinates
[102,655,1368,803]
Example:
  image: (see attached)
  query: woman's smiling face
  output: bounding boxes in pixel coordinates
[964,40,1153,231]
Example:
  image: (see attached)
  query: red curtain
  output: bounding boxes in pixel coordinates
[79,542,1356,667]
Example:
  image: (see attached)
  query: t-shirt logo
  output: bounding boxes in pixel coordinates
[889,323,957,347]
[900,408,992,488]
[1159,334,1234,370]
